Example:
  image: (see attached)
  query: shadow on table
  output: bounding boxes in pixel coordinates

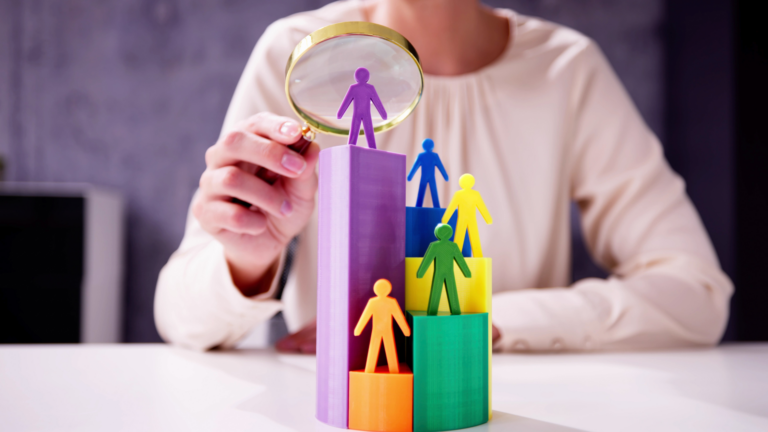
[479,410,586,432]
[169,349,586,431]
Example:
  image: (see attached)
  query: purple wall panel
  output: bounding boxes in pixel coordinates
[316,145,405,428]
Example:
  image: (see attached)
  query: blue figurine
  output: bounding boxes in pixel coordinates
[407,138,449,207]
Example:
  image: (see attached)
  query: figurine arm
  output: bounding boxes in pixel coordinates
[476,195,493,224]
[453,246,472,278]
[416,245,437,278]
[436,156,449,181]
[407,155,423,181]
[337,88,354,119]
[391,302,411,337]
[441,197,459,224]
[353,301,374,336]
[370,91,388,120]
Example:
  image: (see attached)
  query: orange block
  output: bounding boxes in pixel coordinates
[349,364,413,432]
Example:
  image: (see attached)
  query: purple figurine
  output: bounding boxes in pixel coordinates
[337,67,388,149]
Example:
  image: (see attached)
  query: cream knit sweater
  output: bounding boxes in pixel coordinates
[154,1,733,352]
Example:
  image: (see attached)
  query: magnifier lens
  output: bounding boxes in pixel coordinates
[287,31,423,135]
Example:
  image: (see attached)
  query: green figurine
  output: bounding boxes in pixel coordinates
[416,224,472,315]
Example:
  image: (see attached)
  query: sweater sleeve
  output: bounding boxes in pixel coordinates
[153,20,304,351]
[154,194,286,351]
[492,40,733,352]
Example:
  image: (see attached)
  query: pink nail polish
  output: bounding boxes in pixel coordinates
[280,200,293,216]
[280,122,299,137]
[281,153,306,174]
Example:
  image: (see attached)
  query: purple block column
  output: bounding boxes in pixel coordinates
[316,144,406,428]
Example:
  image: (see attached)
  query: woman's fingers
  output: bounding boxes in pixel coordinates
[299,334,317,354]
[203,113,319,213]
[200,166,292,218]
[206,130,307,178]
[239,112,302,145]
[283,142,321,202]
[193,198,267,236]
[276,319,317,354]
[276,332,302,352]
[214,112,306,174]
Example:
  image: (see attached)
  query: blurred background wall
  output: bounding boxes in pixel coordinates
[0,0,739,342]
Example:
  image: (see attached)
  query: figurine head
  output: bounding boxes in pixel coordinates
[459,173,475,190]
[373,279,392,297]
[434,223,453,241]
[422,138,434,152]
[355,67,370,83]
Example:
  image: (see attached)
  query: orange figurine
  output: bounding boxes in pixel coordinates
[354,279,411,373]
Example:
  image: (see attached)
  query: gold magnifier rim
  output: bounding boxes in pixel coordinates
[285,21,424,136]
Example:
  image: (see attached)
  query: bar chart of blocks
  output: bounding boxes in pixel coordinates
[316,143,493,432]
[313,65,493,431]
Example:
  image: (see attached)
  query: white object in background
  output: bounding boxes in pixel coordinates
[0,182,125,343]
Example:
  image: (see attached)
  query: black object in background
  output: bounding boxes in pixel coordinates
[0,196,84,343]
[665,0,736,340]
[734,0,768,341]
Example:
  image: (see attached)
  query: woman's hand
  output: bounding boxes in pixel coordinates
[276,319,317,354]
[193,113,321,296]
[276,320,502,354]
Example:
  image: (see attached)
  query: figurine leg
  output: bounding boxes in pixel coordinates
[444,273,461,315]
[427,275,445,315]
[365,333,382,373]
[416,180,428,207]
[362,116,376,149]
[467,222,483,258]
[348,116,361,145]
[382,333,400,373]
[428,178,439,207]
[454,222,468,252]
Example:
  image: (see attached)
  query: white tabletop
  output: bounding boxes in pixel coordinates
[1,344,767,432]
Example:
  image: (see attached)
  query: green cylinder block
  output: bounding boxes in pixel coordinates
[406,311,489,432]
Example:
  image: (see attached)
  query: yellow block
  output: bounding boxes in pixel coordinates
[405,257,492,419]
[404,257,491,313]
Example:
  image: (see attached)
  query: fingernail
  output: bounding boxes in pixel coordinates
[280,121,299,137]
[280,200,293,216]
[281,152,306,174]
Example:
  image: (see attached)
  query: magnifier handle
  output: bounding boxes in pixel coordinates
[232,131,314,208]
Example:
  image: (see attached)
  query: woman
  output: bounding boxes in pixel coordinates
[154,0,732,352]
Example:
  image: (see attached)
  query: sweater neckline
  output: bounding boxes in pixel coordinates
[423,9,518,82]
[349,1,518,82]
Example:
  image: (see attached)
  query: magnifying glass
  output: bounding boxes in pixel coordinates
[253,21,424,185]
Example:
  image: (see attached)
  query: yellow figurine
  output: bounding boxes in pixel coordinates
[441,174,493,257]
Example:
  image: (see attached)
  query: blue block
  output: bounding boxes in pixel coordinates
[406,206,471,258]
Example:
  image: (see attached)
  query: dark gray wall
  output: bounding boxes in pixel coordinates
[1,0,670,342]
